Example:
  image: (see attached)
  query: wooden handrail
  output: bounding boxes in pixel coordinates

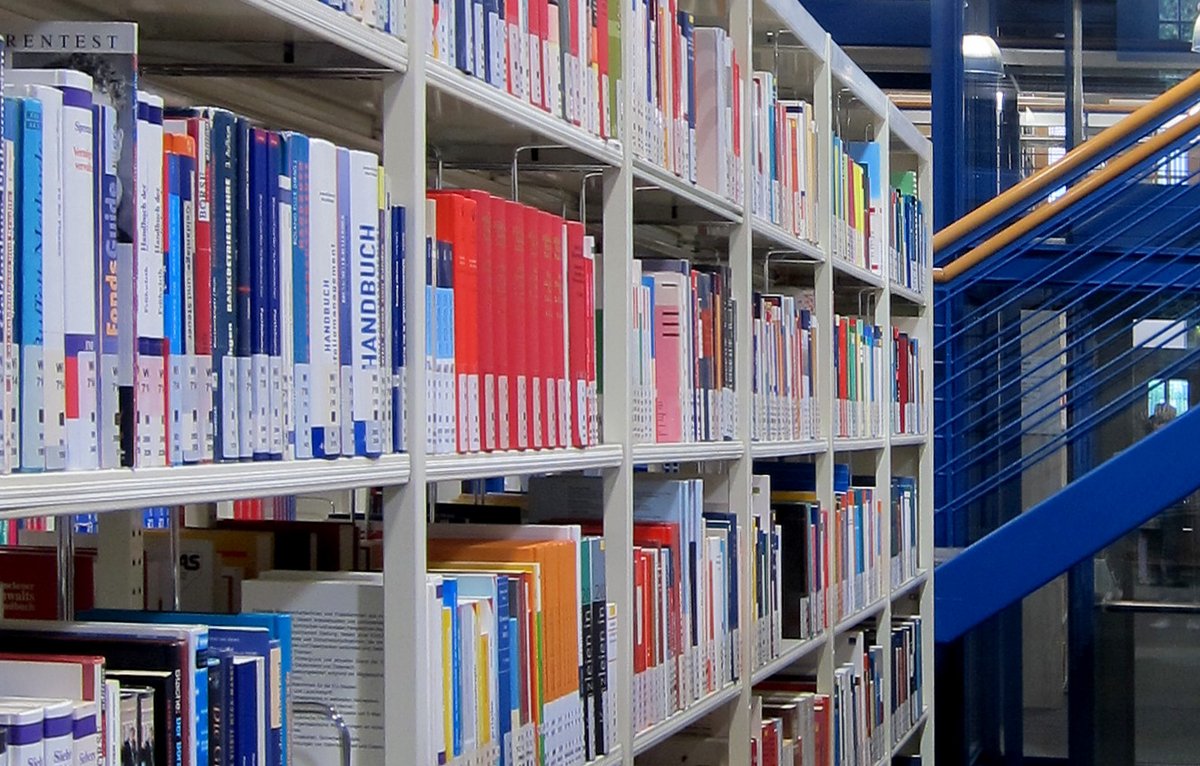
[933,69,1200,257]
[932,107,1200,284]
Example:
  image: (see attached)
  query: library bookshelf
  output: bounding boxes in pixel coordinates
[0,0,932,762]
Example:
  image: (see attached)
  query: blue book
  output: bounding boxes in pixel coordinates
[495,574,512,766]
[267,132,284,461]
[435,240,455,454]
[390,205,405,452]
[210,109,240,461]
[250,128,271,461]
[679,11,695,183]
[235,118,254,460]
[209,647,235,766]
[286,133,313,461]
[81,608,292,766]
[12,96,44,472]
[335,148,354,454]
[232,655,265,766]
[442,576,462,758]
[165,146,184,465]
[94,101,122,469]
[424,208,435,452]
[454,0,472,74]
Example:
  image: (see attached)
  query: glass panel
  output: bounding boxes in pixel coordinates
[1161,0,1181,22]
[1161,22,1182,40]
[1184,1,1198,22]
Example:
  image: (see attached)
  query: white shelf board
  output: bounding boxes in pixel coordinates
[891,433,928,448]
[828,44,889,119]
[756,0,828,57]
[587,747,623,766]
[752,218,825,262]
[832,257,886,289]
[889,102,932,163]
[426,59,623,166]
[631,441,746,464]
[751,635,826,684]
[243,0,409,70]
[751,439,826,459]
[632,158,744,223]
[833,437,886,452]
[425,445,624,481]
[633,684,743,755]
[834,597,888,635]
[0,454,411,517]
[892,710,929,756]
[889,282,927,306]
[892,570,929,602]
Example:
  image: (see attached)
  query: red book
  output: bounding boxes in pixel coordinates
[428,192,481,453]
[633,549,647,677]
[0,547,96,619]
[762,718,780,766]
[534,0,549,110]
[506,0,522,97]
[565,222,588,447]
[506,200,530,449]
[525,207,545,450]
[492,200,511,450]
[545,212,563,448]
[448,190,499,451]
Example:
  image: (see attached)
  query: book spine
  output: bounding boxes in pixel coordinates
[307,138,341,458]
[136,94,167,468]
[336,147,355,455]
[1,99,17,473]
[390,205,405,453]
[349,150,383,457]
[234,118,254,460]
[287,133,314,461]
[13,97,44,472]
[250,128,271,462]
[34,85,67,472]
[210,111,239,462]
[267,131,285,462]
[190,116,215,464]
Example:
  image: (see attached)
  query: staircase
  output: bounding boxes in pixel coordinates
[934,70,1200,642]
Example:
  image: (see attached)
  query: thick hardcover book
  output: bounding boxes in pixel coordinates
[266,132,285,462]
[284,133,313,460]
[234,117,255,459]
[306,138,341,458]
[249,128,271,461]
[348,150,383,457]
[390,205,405,453]
[204,109,240,461]
[164,135,185,465]
[108,669,179,766]
[136,92,167,467]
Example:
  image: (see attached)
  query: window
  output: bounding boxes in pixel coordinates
[1160,0,1199,42]
[1148,378,1190,418]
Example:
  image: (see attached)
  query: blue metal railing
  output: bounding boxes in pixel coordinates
[936,112,1200,548]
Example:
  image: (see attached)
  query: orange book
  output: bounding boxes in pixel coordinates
[428,537,580,704]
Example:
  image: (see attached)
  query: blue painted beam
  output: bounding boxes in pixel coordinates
[800,1,930,47]
[970,249,1200,289]
[935,404,1200,643]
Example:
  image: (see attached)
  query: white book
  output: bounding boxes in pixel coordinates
[1,123,17,473]
[426,575,447,766]
[242,574,385,766]
[136,92,167,467]
[347,150,383,457]
[335,148,356,456]
[10,70,98,471]
[308,138,343,458]
[73,701,98,766]
[0,700,44,766]
[104,680,120,766]
[424,199,437,454]
[3,697,74,766]
[16,83,68,471]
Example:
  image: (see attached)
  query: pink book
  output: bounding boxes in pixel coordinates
[644,260,689,443]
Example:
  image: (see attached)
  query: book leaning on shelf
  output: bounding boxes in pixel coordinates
[830,136,883,275]
[890,475,919,588]
[891,616,925,746]
[0,21,408,476]
[630,258,735,445]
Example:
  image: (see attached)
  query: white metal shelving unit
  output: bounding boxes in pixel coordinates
[0,0,933,763]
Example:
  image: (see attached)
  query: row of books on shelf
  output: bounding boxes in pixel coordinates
[424,190,600,455]
[752,289,818,444]
[319,0,407,36]
[0,609,293,766]
[630,10,744,204]
[0,24,412,473]
[630,258,736,445]
[891,617,925,747]
[888,172,926,295]
[831,137,879,276]
[836,632,886,766]
[892,330,925,437]
[750,75,818,245]
[428,0,621,143]
[833,316,883,441]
